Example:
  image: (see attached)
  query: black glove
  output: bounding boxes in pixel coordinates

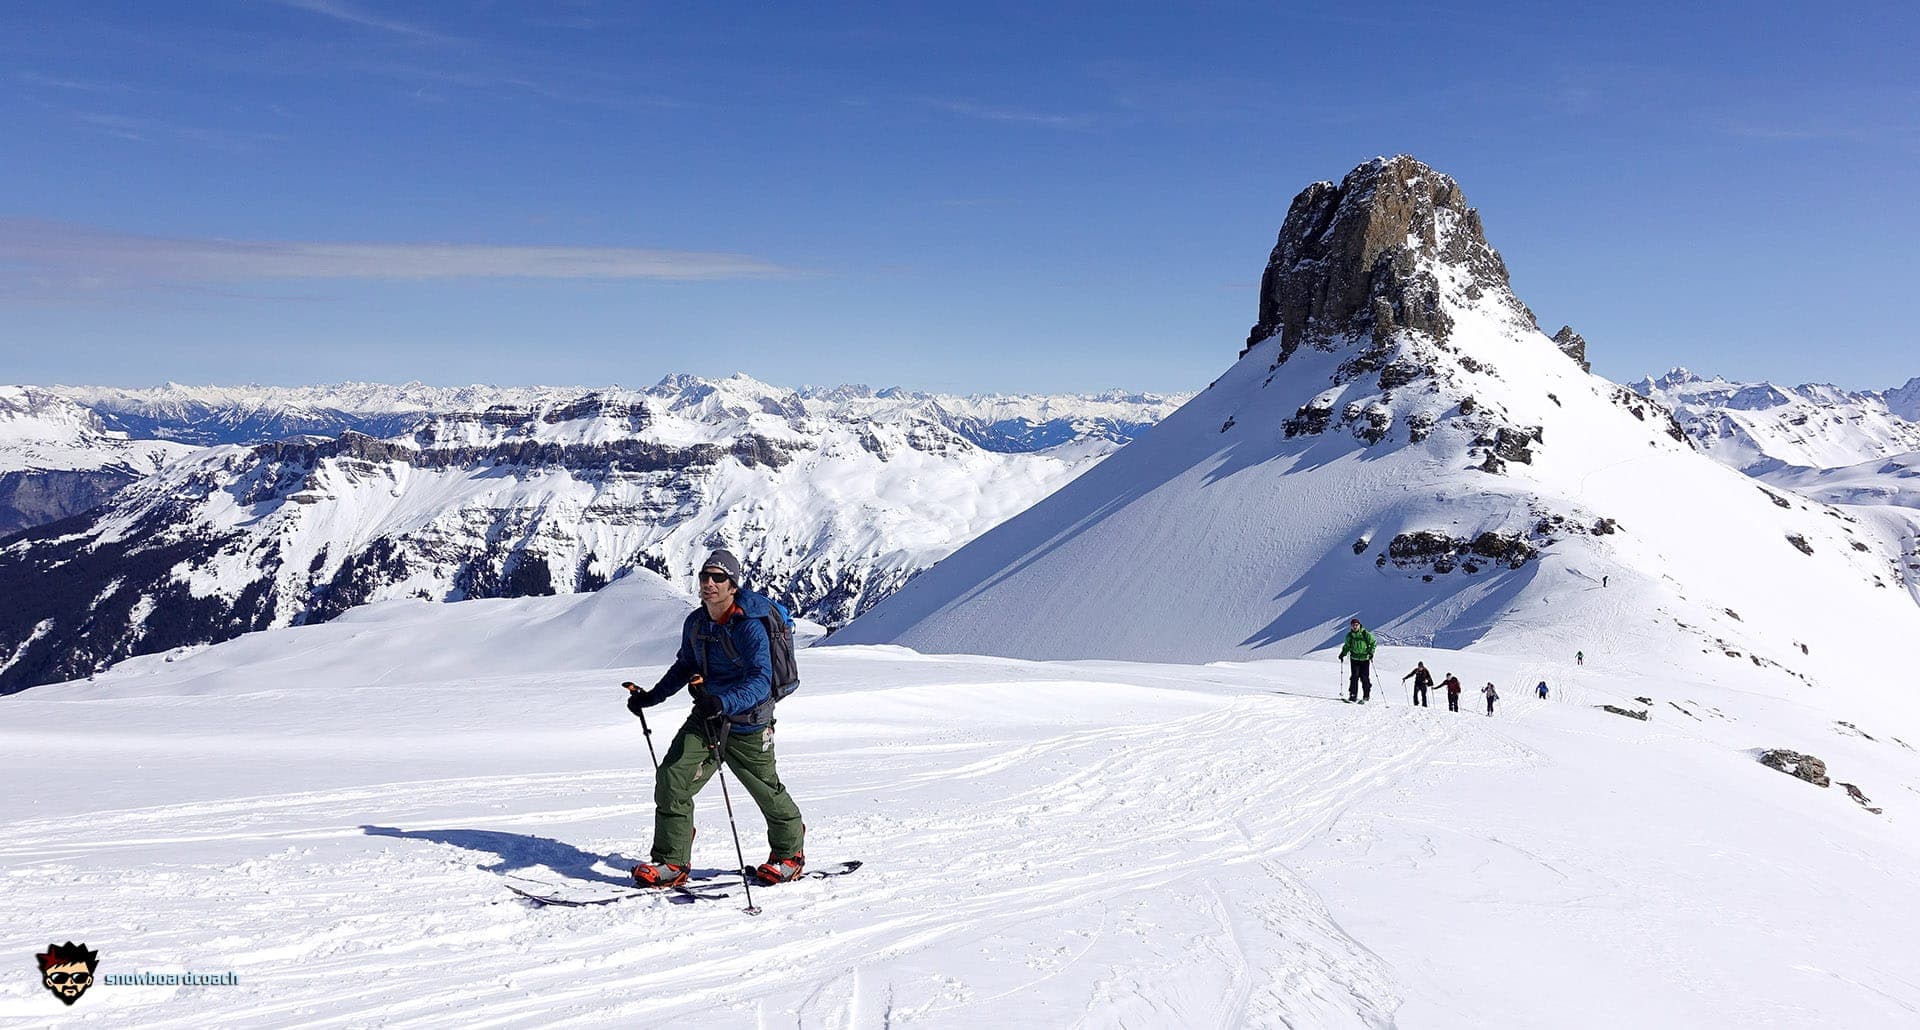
[693,694,724,720]
[626,691,656,717]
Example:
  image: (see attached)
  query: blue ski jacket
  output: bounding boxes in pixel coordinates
[647,590,777,730]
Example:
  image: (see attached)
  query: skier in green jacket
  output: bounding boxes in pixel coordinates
[1339,617,1377,703]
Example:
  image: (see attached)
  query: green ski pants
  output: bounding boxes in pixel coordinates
[650,719,804,867]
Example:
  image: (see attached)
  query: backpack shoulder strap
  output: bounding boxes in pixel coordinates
[689,610,713,680]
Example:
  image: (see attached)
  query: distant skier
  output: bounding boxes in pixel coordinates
[1602,575,1608,588]
[1402,661,1433,707]
[624,549,807,889]
[1483,682,1499,716]
[1576,650,1584,666]
[1536,680,1549,700]
[1339,617,1377,704]
[1442,673,1463,712]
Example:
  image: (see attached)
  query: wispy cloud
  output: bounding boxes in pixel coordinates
[72,112,290,150]
[1720,124,1841,142]
[1716,109,1919,149]
[270,0,453,43]
[15,71,133,93]
[0,220,813,289]
[337,58,692,111]
[926,99,1097,130]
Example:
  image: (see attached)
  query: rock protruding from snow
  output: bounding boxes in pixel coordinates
[1552,326,1592,373]
[1838,782,1885,814]
[1244,155,1531,359]
[1759,749,1831,787]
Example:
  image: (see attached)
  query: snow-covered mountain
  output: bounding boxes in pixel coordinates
[0,376,1187,693]
[835,156,1920,696]
[1635,368,1920,474]
[0,387,197,537]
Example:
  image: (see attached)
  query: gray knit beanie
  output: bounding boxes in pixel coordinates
[700,548,745,584]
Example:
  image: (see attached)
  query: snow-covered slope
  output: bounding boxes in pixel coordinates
[1753,452,1920,607]
[0,377,1185,693]
[5,566,1919,1026]
[835,157,1920,702]
[0,387,197,537]
[1636,368,1920,473]
[1759,451,1920,511]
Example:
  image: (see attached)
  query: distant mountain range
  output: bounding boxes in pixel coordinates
[1635,368,1920,473]
[0,376,1188,692]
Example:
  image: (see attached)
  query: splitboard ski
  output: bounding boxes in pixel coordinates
[506,861,861,907]
[504,875,728,907]
[738,859,862,885]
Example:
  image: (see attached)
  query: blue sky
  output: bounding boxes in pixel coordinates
[2,1,1915,394]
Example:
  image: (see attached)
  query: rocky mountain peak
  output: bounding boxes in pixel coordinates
[1244,155,1531,359]
[1885,376,1920,421]
[1652,367,1706,389]
[1551,326,1591,373]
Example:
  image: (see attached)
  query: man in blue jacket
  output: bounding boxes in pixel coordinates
[627,548,805,888]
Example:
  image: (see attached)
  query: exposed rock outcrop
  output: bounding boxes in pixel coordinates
[1552,326,1592,373]
[1758,749,1830,788]
[0,470,140,539]
[1244,155,1530,360]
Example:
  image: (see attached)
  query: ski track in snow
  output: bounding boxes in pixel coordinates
[0,678,1455,1029]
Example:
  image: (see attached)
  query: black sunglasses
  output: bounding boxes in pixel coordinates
[48,971,92,985]
[698,571,733,584]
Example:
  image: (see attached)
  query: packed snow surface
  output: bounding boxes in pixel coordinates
[5,575,1919,1027]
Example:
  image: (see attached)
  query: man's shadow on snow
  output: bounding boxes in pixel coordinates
[360,825,733,885]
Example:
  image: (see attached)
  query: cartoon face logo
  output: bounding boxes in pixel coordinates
[37,942,98,1006]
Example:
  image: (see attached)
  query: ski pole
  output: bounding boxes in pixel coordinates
[712,745,762,916]
[691,670,761,915]
[622,682,660,772]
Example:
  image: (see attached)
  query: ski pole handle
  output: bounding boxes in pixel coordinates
[622,681,660,772]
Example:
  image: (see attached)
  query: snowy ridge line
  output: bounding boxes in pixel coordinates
[35,375,1195,450]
